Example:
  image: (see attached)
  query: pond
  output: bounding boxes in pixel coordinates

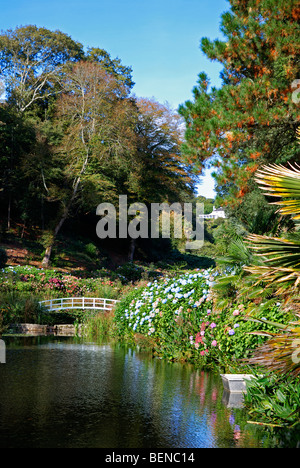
[0,335,270,448]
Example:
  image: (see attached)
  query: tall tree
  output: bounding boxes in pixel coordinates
[124,98,195,261]
[85,47,134,89]
[130,98,195,203]
[0,104,37,229]
[0,25,84,113]
[179,0,300,218]
[41,61,135,266]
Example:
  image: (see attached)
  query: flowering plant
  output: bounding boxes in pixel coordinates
[115,269,218,361]
[115,269,291,366]
[214,303,291,361]
[0,265,119,298]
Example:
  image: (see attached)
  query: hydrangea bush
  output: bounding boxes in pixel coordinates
[114,269,291,367]
[214,302,291,361]
[114,269,219,362]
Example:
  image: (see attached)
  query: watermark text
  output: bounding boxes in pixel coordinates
[96,196,204,250]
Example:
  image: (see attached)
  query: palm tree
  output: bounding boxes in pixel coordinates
[212,236,264,310]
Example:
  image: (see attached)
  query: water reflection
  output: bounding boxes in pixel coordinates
[222,391,245,409]
[0,336,267,448]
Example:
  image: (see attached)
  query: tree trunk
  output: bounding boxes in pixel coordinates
[7,195,11,230]
[41,143,89,267]
[21,221,26,239]
[41,210,68,267]
[42,245,53,268]
[128,238,136,263]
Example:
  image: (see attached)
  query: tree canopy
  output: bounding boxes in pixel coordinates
[179,0,300,219]
[0,26,195,264]
[0,25,84,112]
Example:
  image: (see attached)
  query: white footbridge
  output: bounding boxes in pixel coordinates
[39,297,120,312]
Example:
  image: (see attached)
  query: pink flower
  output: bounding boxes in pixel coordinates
[200,350,206,356]
[211,340,217,347]
[195,332,203,344]
[210,322,216,328]
[233,310,239,316]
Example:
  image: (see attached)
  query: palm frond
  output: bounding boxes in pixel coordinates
[248,321,300,378]
[244,233,300,296]
[217,237,255,268]
[246,234,300,269]
[244,265,300,297]
[254,163,300,220]
[244,129,300,376]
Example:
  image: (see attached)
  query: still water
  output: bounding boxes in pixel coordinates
[0,335,268,448]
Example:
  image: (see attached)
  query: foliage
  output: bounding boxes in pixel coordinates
[131,98,195,204]
[247,316,300,378]
[209,234,264,311]
[245,233,300,296]
[224,189,292,236]
[214,303,291,363]
[116,263,144,284]
[113,268,290,368]
[85,47,134,89]
[0,25,195,266]
[0,25,83,112]
[0,265,121,299]
[114,269,214,360]
[178,0,300,219]
[0,292,48,328]
[254,161,300,221]
[82,310,117,341]
[244,373,300,430]
[40,60,136,266]
[196,195,215,214]
[244,160,300,297]
[236,133,300,382]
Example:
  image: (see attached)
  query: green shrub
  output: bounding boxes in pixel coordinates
[0,292,48,325]
[116,263,144,283]
[214,303,291,363]
[85,242,99,259]
[114,269,291,368]
[114,269,215,361]
[244,372,300,432]
[0,265,122,299]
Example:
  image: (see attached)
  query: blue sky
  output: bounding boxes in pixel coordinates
[1,0,229,198]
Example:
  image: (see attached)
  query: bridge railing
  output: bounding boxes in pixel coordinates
[39,297,120,312]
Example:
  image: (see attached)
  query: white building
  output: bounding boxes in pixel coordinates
[199,206,226,220]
